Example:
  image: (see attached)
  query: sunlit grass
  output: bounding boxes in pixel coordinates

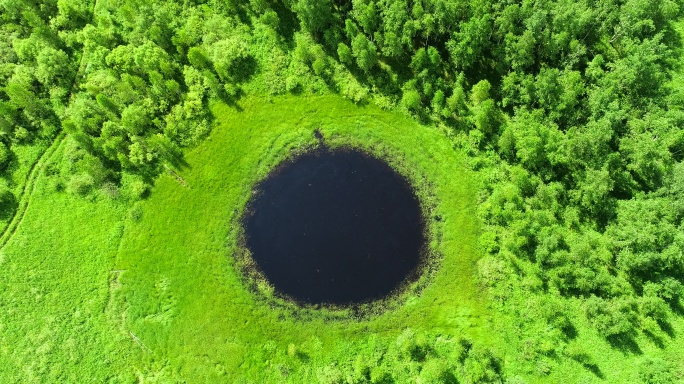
[3,95,683,383]
[0,145,131,382]
[113,95,488,381]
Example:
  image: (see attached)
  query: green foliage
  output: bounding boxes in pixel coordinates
[0,178,14,218]
[293,0,333,35]
[66,172,95,196]
[337,43,352,65]
[401,85,421,113]
[187,46,211,70]
[0,142,10,171]
[210,37,254,82]
[639,357,676,384]
[585,296,639,338]
[111,95,485,383]
[351,33,378,72]
[2,0,684,381]
[462,344,503,384]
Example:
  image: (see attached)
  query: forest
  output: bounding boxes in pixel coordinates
[1,0,683,382]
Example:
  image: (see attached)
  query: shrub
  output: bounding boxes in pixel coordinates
[639,357,674,384]
[337,43,352,64]
[418,359,456,384]
[585,296,639,338]
[395,328,427,362]
[316,364,344,384]
[463,345,503,383]
[66,173,95,196]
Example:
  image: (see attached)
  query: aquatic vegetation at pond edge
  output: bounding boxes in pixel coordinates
[243,149,426,306]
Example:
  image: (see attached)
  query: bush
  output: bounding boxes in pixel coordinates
[639,358,674,384]
[121,173,150,200]
[418,359,456,384]
[128,204,143,222]
[66,173,95,196]
[585,296,639,338]
[463,345,503,383]
[337,43,352,64]
[401,88,422,113]
[395,328,427,362]
[211,37,255,82]
[316,364,344,384]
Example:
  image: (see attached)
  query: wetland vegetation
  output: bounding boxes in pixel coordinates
[243,148,426,306]
[1,0,684,382]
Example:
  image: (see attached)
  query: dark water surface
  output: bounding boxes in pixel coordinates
[244,149,425,305]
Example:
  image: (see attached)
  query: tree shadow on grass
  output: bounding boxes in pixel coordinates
[267,0,299,45]
[440,371,459,384]
[657,319,675,338]
[231,56,260,84]
[643,329,665,349]
[642,318,677,349]
[216,86,246,112]
[570,353,604,379]
[561,322,579,340]
[670,298,684,317]
[294,350,310,363]
[607,333,642,355]
[373,373,395,384]
[0,192,17,220]
[583,362,605,379]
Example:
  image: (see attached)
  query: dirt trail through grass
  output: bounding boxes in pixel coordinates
[0,133,66,250]
[0,0,99,250]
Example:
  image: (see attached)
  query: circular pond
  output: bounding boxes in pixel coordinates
[243,149,425,305]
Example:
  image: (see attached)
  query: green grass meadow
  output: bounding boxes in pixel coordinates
[115,95,488,382]
[2,94,684,383]
[2,0,684,381]
[1,95,489,382]
[0,155,129,382]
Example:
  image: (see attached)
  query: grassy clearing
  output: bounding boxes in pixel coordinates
[112,95,488,382]
[0,139,51,234]
[1,94,683,383]
[0,143,131,382]
[0,134,66,249]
